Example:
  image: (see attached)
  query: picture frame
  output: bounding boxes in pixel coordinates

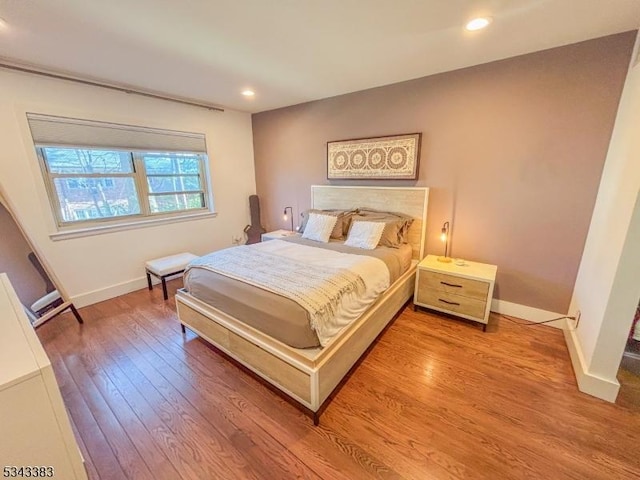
[327,133,421,180]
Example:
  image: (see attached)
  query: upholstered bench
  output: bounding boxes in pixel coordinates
[145,252,198,300]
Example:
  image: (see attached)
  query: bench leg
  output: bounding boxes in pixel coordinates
[161,276,169,300]
[146,271,153,291]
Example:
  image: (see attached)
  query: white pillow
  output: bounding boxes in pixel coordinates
[345,221,385,250]
[302,213,338,243]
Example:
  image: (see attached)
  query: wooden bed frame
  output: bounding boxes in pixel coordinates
[176,186,429,424]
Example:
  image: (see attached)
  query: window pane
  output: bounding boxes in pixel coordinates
[53,177,140,222]
[147,175,201,193]
[43,148,133,174]
[149,193,204,213]
[143,153,200,174]
[66,178,115,189]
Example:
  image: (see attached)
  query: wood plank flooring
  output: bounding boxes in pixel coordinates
[37,280,640,479]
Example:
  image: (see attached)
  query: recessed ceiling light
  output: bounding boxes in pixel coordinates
[465,17,492,31]
[241,89,255,97]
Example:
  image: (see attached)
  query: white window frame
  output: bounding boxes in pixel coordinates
[36,145,214,236]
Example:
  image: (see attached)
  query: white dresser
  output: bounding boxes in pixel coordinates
[0,273,87,479]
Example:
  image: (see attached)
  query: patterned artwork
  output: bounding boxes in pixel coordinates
[327,133,421,180]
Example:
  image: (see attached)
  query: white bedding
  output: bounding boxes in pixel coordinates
[188,239,390,346]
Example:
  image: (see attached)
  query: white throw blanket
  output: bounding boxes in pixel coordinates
[186,240,390,346]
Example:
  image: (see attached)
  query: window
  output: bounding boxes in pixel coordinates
[38,146,209,226]
[27,113,212,232]
[142,152,207,214]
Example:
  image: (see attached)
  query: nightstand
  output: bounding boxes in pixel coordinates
[261,229,298,241]
[414,255,497,331]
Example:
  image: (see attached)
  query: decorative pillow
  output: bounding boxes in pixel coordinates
[299,209,357,239]
[353,209,414,248]
[301,213,338,243]
[344,221,386,250]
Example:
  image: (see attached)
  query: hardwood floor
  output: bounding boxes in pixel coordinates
[37,280,640,479]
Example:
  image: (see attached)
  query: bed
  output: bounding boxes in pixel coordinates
[176,185,429,424]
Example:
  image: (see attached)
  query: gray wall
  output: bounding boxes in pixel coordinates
[252,31,636,314]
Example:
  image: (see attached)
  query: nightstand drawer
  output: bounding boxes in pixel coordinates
[419,271,489,300]
[416,288,487,320]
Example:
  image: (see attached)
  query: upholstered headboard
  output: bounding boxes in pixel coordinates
[311,185,429,260]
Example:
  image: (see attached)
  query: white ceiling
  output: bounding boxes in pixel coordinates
[0,0,639,113]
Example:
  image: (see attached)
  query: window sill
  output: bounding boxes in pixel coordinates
[49,211,218,241]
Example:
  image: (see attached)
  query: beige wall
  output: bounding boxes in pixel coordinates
[252,32,635,314]
[0,68,256,307]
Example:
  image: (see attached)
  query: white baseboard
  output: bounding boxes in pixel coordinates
[71,276,150,308]
[563,326,620,402]
[71,272,185,308]
[491,299,566,329]
[492,299,620,402]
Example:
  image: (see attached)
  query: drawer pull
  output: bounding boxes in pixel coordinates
[438,298,460,306]
[440,281,462,288]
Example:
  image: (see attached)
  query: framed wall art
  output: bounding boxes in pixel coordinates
[327,133,421,180]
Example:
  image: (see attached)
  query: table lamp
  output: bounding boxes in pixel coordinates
[283,206,294,232]
[438,221,452,263]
